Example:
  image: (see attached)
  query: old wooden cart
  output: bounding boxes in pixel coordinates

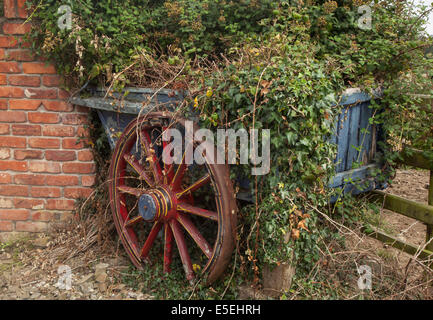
[71,87,384,284]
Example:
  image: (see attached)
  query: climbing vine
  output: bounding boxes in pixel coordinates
[25,0,433,289]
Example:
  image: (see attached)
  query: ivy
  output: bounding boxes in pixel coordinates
[26,0,433,289]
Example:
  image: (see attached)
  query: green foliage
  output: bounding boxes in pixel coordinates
[121,260,241,299]
[26,0,433,294]
[25,0,275,87]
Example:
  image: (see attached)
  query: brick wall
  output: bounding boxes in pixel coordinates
[0,0,96,239]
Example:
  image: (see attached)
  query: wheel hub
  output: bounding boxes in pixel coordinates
[138,187,176,222]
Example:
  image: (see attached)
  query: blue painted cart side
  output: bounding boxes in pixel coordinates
[329,89,383,199]
[71,87,384,199]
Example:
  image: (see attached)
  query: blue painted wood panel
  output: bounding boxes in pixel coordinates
[333,92,377,174]
[73,88,384,201]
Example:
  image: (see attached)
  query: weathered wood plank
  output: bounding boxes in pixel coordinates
[429,171,433,206]
[329,163,378,188]
[397,148,433,170]
[359,102,373,165]
[336,106,350,172]
[370,190,433,225]
[363,227,433,260]
[426,171,433,253]
[346,103,361,170]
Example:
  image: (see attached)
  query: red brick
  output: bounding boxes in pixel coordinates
[0,100,7,110]
[29,137,60,149]
[31,211,55,222]
[0,136,26,148]
[78,150,94,161]
[0,74,6,85]
[29,161,61,173]
[46,175,79,186]
[77,126,90,138]
[0,61,20,73]
[0,111,26,122]
[42,125,74,137]
[16,221,47,233]
[58,89,70,99]
[0,148,10,159]
[0,185,28,197]
[20,40,31,49]
[42,75,62,87]
[82,175,96,187]
[46,150,76,161]
[0,87,24,98]
[0,173,12,184]
[0,36,18,48]
[75,106,90,113]
[0,124,9,135]
[62,138,87,149]
[62,114,88,125]
[31,187,61,198]
[3,23,31,35]
[0,160,27,172]
[24,88,57,99]
[17,0,29,19]
[14,150,43,160]
[12,124,41,136]
[6,50,34,61]
[63,162,95,174]
[13,198,44,210]
[9,99,42,110]
[0,209,29,221]
[0,197,13,208]
[14,174,46,186]
[46,199,75,211]
[22,62,56,74]
[0,221,13,232]
[43,100,73,112]
[28,112,60,124]
[64,187,93,199]
[0,49,4,60]
[9,75,41,87]
[4,0,16,18]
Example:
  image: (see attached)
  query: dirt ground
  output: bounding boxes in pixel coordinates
[340,168,433,299]
[0,168,432,300]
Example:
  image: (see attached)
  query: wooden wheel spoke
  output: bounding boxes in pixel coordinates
[177,203,218,221]
[177,214,213,259]
[163,224,174,273]
[109,115,237,284]
[171,151,188,190]
[176,174,211,199]
[124,215,143,228]
[170,220,195,281]
[123,153,154,187]
[117,185,142,197]
[140,222,163,260]
[140,130,163,184]
[162,130,175,185]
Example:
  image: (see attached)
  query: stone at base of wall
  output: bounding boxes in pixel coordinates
[0,231,31,243]
[0,216,73,243]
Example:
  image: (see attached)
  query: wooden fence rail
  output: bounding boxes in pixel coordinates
[365,148,433,261]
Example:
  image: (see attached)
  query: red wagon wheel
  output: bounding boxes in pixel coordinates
[108,112,237,284]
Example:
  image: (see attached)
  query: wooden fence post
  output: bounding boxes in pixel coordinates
[426,171,433,253]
